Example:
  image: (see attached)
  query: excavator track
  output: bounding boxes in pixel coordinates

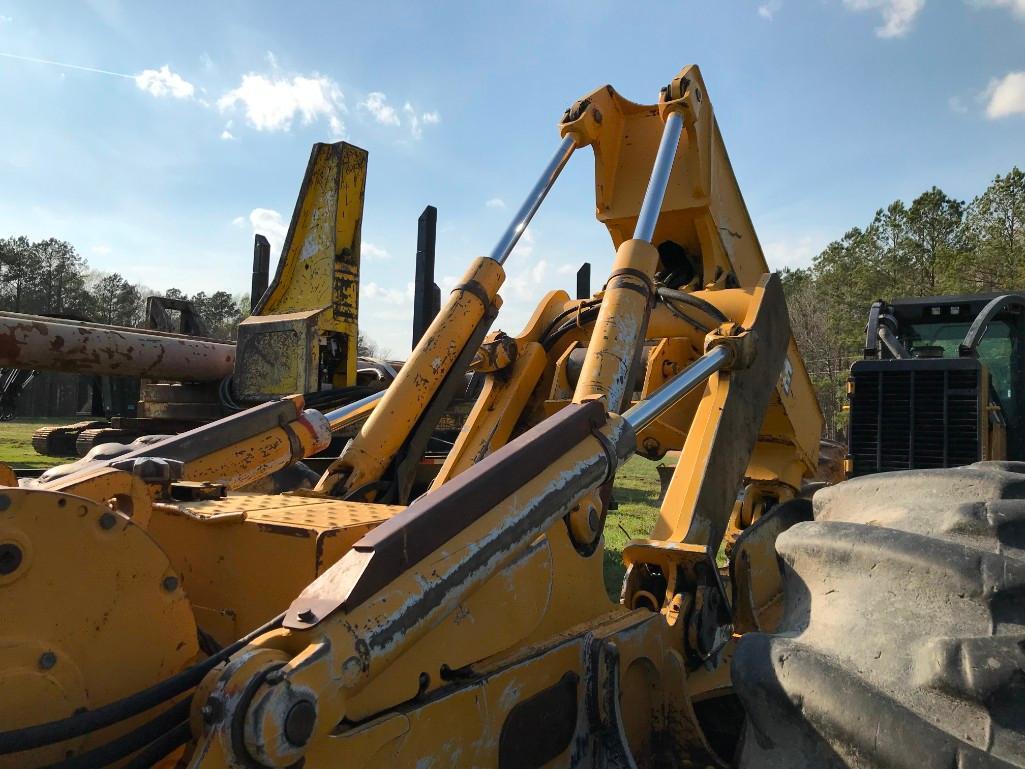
[74,428,143,457]
[30,421,108,458]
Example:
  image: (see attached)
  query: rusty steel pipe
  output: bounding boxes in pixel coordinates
[0,311,235,382]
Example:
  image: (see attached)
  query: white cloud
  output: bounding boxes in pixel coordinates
[234,208,288,258]
[762,233,827,270]
[984,71,1025,119]
[758,0,783,19]
[403,102,440,140]
[359,92,400,126]
[220,120,235,140]
[90,244,112,255]
[969,0,1025,19]
[531,260,547,285]
[265,50,279,69]
[361,280,414,305]
[948,95,968,113]
[134,65,195,99]
[235,211,397,263]
[485,197,506,209]
[556,263,577,275]
[362,242,391,260]
[217,72,345,135]
[510,227,535,260]
[199,52,214,72]
[842,0,925,37]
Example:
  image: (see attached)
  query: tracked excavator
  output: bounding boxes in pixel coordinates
[1,65,1021,769]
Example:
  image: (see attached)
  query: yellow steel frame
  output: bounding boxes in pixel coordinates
[1,66,826,769]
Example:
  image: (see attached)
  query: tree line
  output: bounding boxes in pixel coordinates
[783,167,1025,440]
[5,164,1021,430]
[0,237,385,418]
[0,237,249,416]
[0,236,248,338]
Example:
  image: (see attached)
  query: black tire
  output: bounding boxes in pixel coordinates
[732,461,1025,768]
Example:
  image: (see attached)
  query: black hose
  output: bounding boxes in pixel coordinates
[537,299,602,345]
[541,306,602,351]
[659,296,710,333]
[121,721,191,769]
[655,287,729,325]
[42,698,190,769]
[0,612,284,755]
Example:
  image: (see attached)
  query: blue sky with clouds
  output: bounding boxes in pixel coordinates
[1,0,1023,353]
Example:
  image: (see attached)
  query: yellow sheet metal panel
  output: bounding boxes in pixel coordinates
[235,309,322,400]
[253,142,368,390]
[146,495,404,645]
[0,488,196,768]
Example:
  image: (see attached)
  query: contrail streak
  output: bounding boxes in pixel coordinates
[0,51,134,78]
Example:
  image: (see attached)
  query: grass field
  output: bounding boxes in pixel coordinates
[0,418,665,597]
[604,455,664,598]
[0,418,69,468]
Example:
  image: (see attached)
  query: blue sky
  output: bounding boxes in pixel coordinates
[1,0,1023,354]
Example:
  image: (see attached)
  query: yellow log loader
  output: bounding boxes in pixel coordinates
[1,65,1021,769]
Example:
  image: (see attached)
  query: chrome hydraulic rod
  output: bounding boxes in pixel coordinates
[489,135,577,265]
[632,110,684,243]
[323,390,384,431]
[622,345,731,432]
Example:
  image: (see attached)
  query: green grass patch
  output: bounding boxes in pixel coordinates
[0,419,69,468]
[604,455,665,599]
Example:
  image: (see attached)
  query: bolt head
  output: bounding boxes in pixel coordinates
[99,512,117,530]
[38,651,56,670]
[200,697,223,724]
[162,575,179,592]
[283,700,317,747]
[0,543,23,576]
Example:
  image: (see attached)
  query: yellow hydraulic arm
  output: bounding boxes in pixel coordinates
[0,66,824,769]
[179,66,822,769]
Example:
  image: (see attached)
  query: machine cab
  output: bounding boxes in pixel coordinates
[847,292,1025,476]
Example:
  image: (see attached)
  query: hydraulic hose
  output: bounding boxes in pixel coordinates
[42,699,190,769]
[0,612,285,755]
[655,286,730,325]
[121,722,191,769]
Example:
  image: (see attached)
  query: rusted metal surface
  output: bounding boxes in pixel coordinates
[254,142,368,391]
[234,309,321,401]
[0,310,234,381]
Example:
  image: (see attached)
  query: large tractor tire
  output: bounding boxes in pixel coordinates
[732,461,1025,768]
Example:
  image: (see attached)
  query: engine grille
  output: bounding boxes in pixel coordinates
[848,358,981,476]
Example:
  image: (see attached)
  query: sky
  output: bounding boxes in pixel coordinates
[0,0,1023,355]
